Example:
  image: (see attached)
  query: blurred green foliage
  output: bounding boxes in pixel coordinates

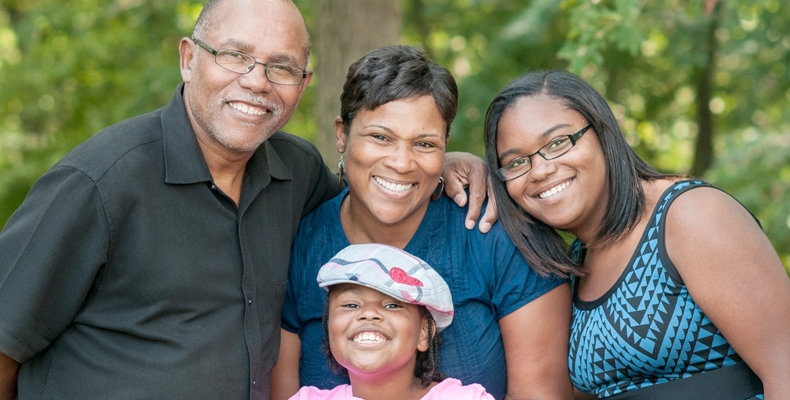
[0,0,788,273]
[401,0,790,273]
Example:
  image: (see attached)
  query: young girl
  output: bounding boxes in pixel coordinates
[289,244,494,400]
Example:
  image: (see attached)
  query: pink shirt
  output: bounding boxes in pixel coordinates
[289,378,495,400]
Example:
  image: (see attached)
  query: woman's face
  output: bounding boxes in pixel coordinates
[495,95,608,238]
[328,284,429,377]
[336,95,447,229]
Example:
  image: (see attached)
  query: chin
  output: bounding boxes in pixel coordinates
[371,213,411,226]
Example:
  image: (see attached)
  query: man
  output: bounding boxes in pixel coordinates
[0,0,492,398]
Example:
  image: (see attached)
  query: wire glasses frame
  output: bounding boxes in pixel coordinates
[496,124,591,182]
[192,38,307,86]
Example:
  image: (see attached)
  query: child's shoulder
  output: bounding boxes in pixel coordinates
[423,378,496,400]
[289,385,353,400]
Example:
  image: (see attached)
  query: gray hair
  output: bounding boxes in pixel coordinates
[192,0,311,65]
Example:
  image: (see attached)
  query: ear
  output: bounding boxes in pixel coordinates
[334,116,347,154]
[179,37,196,83]
[417,315,433,353]
[293,69,313,103]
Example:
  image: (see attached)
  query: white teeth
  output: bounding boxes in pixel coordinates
[539,181,570,199]
[373,176,414,193]
[353,332,388,343]
[229,102,267,116]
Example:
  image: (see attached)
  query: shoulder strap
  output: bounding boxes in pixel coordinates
[606,362,762,400]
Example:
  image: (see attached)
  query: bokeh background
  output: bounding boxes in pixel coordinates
[0,0,787,273]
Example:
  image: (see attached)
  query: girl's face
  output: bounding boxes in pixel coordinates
[335,95,447,229]
[495,95,608,239]
[327,284,430,378]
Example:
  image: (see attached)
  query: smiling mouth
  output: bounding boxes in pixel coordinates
[539,180,571,199]
[353,331,389,344]
[373,176,414,193]
[229,101,268,116]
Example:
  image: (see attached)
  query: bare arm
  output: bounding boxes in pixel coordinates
[499,283,574,400]
[442,151,498,233]
[666,187,790,399]
[270,329,302,400]
[0,351,18,400]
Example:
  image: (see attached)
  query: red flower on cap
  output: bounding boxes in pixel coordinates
[389,267,423,287]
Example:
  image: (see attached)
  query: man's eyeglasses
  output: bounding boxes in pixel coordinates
[496,124,591,182]
[192,38,307,86]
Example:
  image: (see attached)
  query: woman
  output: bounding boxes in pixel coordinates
[483,69,790,399]
[271,47,573,400]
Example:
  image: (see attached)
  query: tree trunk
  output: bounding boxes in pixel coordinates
[690,2,720,177]
[313,0,402,170]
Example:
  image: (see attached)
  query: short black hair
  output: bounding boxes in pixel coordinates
[321,289,445,386]
[339,45,458,136]
[483,70,677,277]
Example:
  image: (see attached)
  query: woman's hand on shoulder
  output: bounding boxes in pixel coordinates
[665,186,790,398]
[442,152,498,233]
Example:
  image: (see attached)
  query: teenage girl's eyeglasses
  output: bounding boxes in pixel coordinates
[496,124,591,182]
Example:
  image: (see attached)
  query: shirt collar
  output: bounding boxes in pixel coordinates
[162,83,213,185]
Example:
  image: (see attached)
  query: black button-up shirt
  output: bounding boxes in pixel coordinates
[0,84,340,399]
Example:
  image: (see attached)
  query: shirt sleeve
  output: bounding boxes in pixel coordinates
[479,225,566,320]
[0,166,109,362]
[424,378,496,400]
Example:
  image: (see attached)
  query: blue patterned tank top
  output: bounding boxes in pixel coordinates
[568,180,763,398]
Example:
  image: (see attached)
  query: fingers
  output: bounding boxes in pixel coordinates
[441,152,471,207]
[478,180,498,233]
[442,171,469,207]
[441,151,492,231]
[462,157,488,230]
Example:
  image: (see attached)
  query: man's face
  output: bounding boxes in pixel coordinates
[180,0,312,155]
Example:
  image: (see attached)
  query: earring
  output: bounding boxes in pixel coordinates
[431,177,444,201]
[337,154,345,187]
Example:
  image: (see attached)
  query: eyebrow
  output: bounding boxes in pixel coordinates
[338,286,363,295]
[219,38,254,53]
[360,124,444,139]
[361,124,393,134]
[218,38,301,66]
[498,123,573,161]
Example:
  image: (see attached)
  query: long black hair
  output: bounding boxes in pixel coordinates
[321,292,445,386]
[484,70,676,277]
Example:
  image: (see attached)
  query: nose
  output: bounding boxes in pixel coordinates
[357,304,383,321]
[528,154,557,181]
[238,62,274,93]
[383,143,416,173]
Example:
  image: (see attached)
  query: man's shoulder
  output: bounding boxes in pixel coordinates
[56,108,165,179]
[267,130,325,165]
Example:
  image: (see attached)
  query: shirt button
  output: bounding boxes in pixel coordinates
[247,298,252,305]
[210,184,216,190]
[252,380,257,388]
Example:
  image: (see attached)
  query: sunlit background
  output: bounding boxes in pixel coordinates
[0,0,787,272]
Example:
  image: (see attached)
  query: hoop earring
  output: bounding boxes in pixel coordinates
[337,154,345,187]
[431,177,444,201]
